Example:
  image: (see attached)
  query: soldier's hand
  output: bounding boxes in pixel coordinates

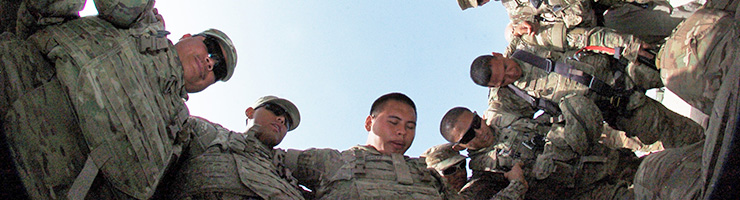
[504,162,526,183]
[637,42,655,60]
[512,21,537,37]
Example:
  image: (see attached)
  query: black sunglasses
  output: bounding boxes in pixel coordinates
[257,103,293,129]
[442,161,466,176]
[196,34,227,80]
[457,113,481,145]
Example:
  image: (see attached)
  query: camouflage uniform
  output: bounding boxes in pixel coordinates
[502,0,681,44]
[468,95,639,199]
[495,49,704,148]
[162,118,306,200]
[283,145,462,199]
[635,2,740,199]
[1,1,230,199]
[423,143,528,200]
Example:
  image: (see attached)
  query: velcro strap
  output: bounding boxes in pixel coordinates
[67,143,114,200]
[284,149,302,173]
[392,154,414,185]
[135,30,170,53]
[580,156,608,164]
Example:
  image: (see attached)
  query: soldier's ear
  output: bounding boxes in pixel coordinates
[245,107,255,119]
[364,115,373,131]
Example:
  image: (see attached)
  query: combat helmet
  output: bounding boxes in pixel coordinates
[196,28,238,81]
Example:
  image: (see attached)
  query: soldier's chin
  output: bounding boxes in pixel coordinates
[185,83,211,93]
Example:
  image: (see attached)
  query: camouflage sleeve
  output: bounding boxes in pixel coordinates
[486,87,539,130]
[284,148,342,191]
[489,179,528,200]
[180,116,227,158]
[93,0,158,28]
[565,27,644,62]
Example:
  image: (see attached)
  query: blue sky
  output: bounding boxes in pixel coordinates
[80,0,510,157]
[80,1,699,158]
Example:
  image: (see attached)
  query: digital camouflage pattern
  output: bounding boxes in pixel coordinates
[520,24,645,62]
[284,146,462,200]
[506,50,704,148]
[658,8,738,115]
[633,141,704,199]
[639,3,740,199]
[469,95,639,199]
[1,31,86,199]
[1,0,196,198]
[166,121,305,200]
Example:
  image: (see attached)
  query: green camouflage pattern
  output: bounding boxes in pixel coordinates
[1,32,87,199]
[167,123,305,200]
[94,0,155,28]
[658,8,738,115]
[508,50,704,148]
[656,4,740,198]
[286,146,462,200]
[468,126,544,174]
[633,141,704,199]
[556,95,604,155]
[521,24,645,62]
[502,0,597,28]
[14,0,84,38]
[8,13,187,199]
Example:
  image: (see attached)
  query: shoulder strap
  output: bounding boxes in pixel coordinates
[511,50,621,97]
[507,84,561,116]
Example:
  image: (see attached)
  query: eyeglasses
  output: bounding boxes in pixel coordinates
[457,113,481,145]
[442,161,466,176]
[256,103,293,129]
[195,34,227,80]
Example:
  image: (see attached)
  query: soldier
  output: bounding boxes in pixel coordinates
[634,1,740,199]
[0,0,238,199]
[160,96,307,199]
[423,143,529,200]
[440,104,639,199]
[469,50,704,149]
[282,92,462,199]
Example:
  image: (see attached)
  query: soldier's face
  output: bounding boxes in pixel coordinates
[451,111,495,151]
[176,34,219,93]
[486,53,522,87]
[246,104,290,147]
[365,100,417,155]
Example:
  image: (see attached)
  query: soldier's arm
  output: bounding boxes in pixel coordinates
[284,148,342,191]
[491,162,528,200]
[93,0,161,28]
[486,87,547,133]
[179,116,228,159]
[567,27,646,63]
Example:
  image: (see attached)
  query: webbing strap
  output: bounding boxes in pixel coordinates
[392,154,414,185]
[67,143,114,200]
[511,50,620,97]
[507,84,561,115]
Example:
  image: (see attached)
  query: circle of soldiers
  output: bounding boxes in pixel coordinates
[1,0,738,199]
